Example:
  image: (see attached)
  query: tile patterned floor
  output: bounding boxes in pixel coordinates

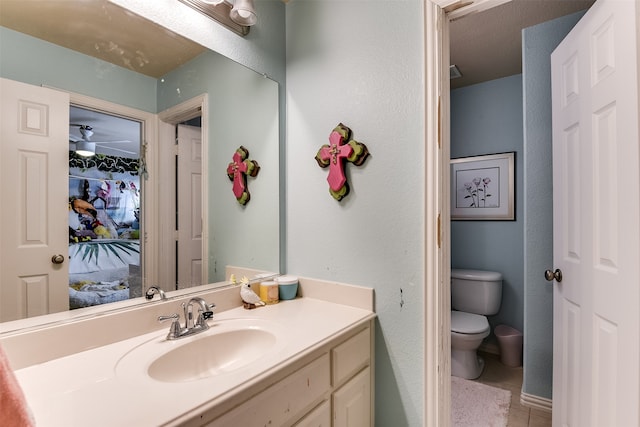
[475,353,552,427]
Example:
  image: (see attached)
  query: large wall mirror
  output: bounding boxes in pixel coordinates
[0,0,280,329]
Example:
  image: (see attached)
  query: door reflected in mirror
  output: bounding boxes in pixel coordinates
[0,0,280,329]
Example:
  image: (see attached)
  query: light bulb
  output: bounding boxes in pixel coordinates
[230,0,257,26]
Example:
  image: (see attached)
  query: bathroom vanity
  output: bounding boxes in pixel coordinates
[2,276,375,426]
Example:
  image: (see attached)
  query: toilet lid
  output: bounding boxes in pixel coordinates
[451,311,489,334]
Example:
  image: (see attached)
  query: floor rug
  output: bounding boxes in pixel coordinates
[451,376,511,427]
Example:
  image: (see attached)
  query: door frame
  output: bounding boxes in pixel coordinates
[425,1,512,425]
[424,2,449,425]
[67,91,158,290]
[157,94,210,291]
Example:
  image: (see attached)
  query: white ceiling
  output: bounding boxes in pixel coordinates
[0,0,205,79]
[450,0,595,89]
[69,106,142,159]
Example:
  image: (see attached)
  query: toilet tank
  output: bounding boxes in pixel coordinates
[451,269,502,315]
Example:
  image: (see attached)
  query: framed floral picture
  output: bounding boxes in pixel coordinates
[450,152,515,220]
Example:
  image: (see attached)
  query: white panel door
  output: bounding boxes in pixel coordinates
[0,78,70,321]
[551,1,639,425]
[177,124,203,288]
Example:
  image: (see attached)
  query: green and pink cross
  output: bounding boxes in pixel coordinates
[315,123,370,201]
[227,146,260,205]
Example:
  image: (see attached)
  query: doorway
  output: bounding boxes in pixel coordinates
[67,105,143,309]
[444,0,596,422]
[157,94,209,292]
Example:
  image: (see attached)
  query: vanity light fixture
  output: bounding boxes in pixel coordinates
[177,0,256,37]
[230,0,257,26]
[75,141,96,157]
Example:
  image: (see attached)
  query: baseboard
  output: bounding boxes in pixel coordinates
[520,391,552,413]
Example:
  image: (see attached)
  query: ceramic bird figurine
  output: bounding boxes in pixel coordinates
[240,276,265,309]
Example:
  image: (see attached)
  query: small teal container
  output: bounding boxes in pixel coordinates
[276,275,299,300]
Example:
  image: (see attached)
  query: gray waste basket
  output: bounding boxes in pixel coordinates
[495,324,523,367]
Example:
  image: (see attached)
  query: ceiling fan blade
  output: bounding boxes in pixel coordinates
[93,140,133,144]
[96,145,137,156]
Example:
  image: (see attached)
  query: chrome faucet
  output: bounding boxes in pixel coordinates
[158,297,215,340]
[145,286,166,300]
[183,297,214,330]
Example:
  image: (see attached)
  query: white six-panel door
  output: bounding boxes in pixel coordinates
[0,78,70,322]
[177,124,203,288]
[550,0,640,425]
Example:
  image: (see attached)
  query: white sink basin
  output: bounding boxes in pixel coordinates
[149,328,276,382]
[115,318,285,383]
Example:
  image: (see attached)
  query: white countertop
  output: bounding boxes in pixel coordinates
[15,297,375,427]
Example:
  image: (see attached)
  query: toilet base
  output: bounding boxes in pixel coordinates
[451,348,485,379]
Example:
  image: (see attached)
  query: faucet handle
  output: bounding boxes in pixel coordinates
[158,313,181,340]
[158,313,179,323]
[196,303,215,328]
[203,301,215,319]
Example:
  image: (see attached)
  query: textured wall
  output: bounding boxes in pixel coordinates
[451,75,525,337]
[286,1,425,424]
[522,10,585,400]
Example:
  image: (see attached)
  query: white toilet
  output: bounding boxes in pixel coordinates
[451,269,502,379]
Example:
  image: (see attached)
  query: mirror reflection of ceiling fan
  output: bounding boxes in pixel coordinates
[69,123,137,157]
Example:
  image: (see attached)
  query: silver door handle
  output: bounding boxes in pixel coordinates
[51,254,65,264]
[544,268,562,282]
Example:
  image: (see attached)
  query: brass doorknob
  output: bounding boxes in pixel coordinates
[51,254,65,264]
[544,268,562,282]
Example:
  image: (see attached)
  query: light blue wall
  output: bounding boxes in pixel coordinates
[286,1,424,425]
[0,27,157,112]
[157,52,280,281]
[451,75,525,337]
[522,10,585,400]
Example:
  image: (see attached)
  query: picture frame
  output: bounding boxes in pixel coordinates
[450,152,515,220]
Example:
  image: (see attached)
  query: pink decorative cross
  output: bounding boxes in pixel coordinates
[315,123,370,201]
[319,130,354,191]
[227,146,260,205]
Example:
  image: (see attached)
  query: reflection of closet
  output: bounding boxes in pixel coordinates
[67,153,142,309]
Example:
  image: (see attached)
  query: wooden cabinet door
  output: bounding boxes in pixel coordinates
[333,367,371,427]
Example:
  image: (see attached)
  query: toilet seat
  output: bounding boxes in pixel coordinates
[451,311,489,334]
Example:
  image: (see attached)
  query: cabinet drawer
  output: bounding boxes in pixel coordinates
[293,400,331,427]
[331,328,370,386]
[208,354,330,427]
